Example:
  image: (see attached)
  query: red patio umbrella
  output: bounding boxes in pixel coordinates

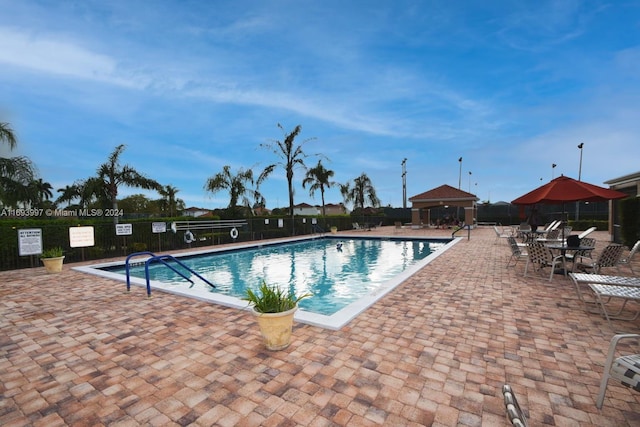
[511,175,627,205]
[512,175,627,245]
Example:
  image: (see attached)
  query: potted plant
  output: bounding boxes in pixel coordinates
[41,247,65,273]
[243,281,311,351]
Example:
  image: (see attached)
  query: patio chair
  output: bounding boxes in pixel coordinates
[502,384,528,426]
[494,225,512,244]
[618,240,640,274]
[574,243,625,274]
[596,334,640,409]
[524,241,565,281]
[578,226,597,239]
[565,237,596,267]
[507,236,528,268]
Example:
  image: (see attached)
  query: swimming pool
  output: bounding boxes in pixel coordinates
[75,235,458,329]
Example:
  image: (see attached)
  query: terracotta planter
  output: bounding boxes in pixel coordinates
[41,256,65,273]
[330,226,338,234]
[252,305,297,351]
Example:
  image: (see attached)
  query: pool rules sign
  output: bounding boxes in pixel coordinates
[18,228,43,256]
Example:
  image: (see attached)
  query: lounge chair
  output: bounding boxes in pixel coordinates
[502,384,528,426]
[524,241,565,281]
[618,240,640,274]
[574,243,625,274]
[578,226,597,239]
[596,334,640,409]
[569,273,640,316]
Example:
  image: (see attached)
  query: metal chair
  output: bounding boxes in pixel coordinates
[596,334,640,409]
[502,384,528,426]
[618,240,640,274]
[524,241,565,281]
[574,243,625,274]
[507,236,528,268]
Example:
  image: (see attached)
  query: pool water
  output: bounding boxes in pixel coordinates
[79,235,457,329]
[112,237,445,315]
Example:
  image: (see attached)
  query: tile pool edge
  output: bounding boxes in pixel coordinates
[73,235,461,330]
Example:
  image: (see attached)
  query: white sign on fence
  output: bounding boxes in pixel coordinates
[115,223,133,236]
[69,226,95,248]
[18,228,43,256]
[152,222,167,233]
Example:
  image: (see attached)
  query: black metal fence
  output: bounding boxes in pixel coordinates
[0,215,388,271]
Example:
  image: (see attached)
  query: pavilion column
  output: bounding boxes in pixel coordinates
[411,208,421,225]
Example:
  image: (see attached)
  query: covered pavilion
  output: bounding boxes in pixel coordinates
[409,184,479,228]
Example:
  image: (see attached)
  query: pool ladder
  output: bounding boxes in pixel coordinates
[125,251,216,297]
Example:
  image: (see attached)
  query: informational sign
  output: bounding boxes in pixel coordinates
[115,223,133,236]
[312,218,317,224]
[18,228,43,256]
[152,222,167,233]
[278,218,284,228]
[69,226,95,248]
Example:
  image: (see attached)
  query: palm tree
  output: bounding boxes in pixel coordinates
[0,121,35,208]
[340,173,381,211]
[27,178,54,208]
[56,184,81,208]
[205,165,260,217]
[158,184,180,217]
[0,122,17,149]
[96,144,161,222]
[259,124,319,231]
[302,160,335,217]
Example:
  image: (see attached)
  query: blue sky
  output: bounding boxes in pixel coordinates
[1,1,639,210]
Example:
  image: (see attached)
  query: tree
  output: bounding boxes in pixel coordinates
[0,122,17,149]
[56,184,81,208]
[259,124,319,232]
[0,121,36,208]
[205,165,261,217]
[26,178,54,208]
[96,144,161,222]
[158,185,181,217]
[340,173,381,210]
[302,160,335,217]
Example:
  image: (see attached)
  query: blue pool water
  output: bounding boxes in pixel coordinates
[102,236,448,317]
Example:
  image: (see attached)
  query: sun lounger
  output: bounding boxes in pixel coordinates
[569,273,640,330]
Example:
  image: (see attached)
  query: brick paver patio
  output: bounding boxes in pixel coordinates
[2,227,639,426]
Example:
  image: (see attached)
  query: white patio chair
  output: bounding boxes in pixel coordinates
[502,384,528,426]
[506,236,528,268]
[524,241,565,281]
[618,240,640,274]
[494,225,512,244]
[596,334,640,409]
[574,243,625,274]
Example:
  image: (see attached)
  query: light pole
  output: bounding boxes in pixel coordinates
[468,171,472,193]
[401,158,407,209]
[552,163,557,179]
[458,157,462,189]
[578,143,584,181]
[576,143,584,220]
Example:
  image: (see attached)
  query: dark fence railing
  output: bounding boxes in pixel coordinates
[0,215,390,271]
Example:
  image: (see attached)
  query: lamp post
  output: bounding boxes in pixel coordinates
[468,171,472,193]
[401,158,407,209]
[458,157,462,189]
[576,143,584,220]
[552,163,557,179]
[578,143,584,181]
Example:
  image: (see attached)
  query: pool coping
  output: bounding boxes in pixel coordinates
[73,234,460,330]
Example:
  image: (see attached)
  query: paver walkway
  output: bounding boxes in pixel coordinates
[2,227,640,426]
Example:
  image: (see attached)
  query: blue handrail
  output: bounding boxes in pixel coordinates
[125,251,216,297]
